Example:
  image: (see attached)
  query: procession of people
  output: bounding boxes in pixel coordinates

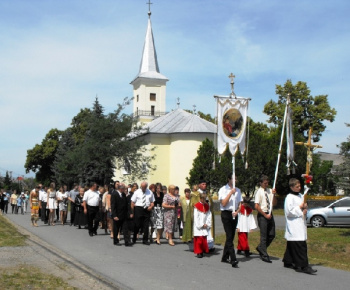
[0,173,317,275]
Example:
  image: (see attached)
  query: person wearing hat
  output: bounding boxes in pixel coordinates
[182,179,215,252]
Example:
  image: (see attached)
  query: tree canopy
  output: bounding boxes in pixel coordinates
[24,128,63,185]
[264,80,336,142]
[25,98,153,186]
[186,119,308,196]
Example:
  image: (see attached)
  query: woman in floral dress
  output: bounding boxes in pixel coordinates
[162,185,179,246]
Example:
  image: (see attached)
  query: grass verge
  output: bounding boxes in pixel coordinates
[0,265,76,289]
[0,215,77,289]
[215,227,350,271]
[0,215,27,247]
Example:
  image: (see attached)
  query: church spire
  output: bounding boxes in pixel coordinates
[131,2,168,123]
[131,2,167,82]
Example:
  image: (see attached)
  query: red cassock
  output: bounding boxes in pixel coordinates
[193,202,210,254]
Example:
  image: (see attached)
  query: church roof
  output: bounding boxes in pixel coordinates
[131,16,168,83]
[145,108,217,134]
[318,151,344,166]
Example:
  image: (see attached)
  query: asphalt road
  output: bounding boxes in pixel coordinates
[5,212,350,290]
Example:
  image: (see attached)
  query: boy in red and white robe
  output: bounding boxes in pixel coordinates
[193,193,212,258]
[236,197,257,257]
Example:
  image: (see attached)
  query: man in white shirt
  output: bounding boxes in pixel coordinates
[83,182,101,237]
[254,175,277,263]
[39,186,48,224]
[218,173,242,268]
[130,181,154,245]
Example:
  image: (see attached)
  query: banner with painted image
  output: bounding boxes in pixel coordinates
[216,97,249,155]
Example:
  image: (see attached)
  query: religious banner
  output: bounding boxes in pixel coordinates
[286,104,296,174]
[216,96,249,155]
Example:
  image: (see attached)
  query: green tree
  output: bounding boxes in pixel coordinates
[184,110,216,124]
[52,128,79,187]
[24,128,63,185]
[186,119,309,196]
[4,171,12,189]
[311,154,335,195]
[336,124,350,195]
[186,138,216,190]
[52,98,154,185]
[264,80,336,142]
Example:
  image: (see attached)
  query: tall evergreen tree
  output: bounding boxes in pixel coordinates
[52,128,79,187]
[51,98,154,185]
[4,171,12,189]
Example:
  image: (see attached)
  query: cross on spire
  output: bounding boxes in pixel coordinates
[147,0,153,17]
[228,72,236,98]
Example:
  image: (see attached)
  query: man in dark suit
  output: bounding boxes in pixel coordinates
[111,183,131,246]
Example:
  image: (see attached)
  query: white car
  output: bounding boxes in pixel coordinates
[306,197,350,227]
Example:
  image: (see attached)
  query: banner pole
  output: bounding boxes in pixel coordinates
[273,99,289,189]
[232,155,235,188]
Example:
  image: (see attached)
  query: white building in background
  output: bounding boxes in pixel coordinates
[113,8,216,192]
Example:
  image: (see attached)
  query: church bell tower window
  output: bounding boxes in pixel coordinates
[150,93,156,101]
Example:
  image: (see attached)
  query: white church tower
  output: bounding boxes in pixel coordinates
[130,5,168,124]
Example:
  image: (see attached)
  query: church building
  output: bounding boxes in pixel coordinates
[114,8,216,191]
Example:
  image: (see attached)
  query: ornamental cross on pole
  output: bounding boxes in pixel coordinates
[228,73,236,98]
[295,127,323,175]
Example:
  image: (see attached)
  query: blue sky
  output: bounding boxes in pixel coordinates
[0,0,349,179]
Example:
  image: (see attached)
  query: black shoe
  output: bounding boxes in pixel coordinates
[245,251,252,257]
[284,263,294,269]
[221,258,230,264]
[196,253,203,258]
[89,232,93,237]
[237,250,244,255]
[93,231,97,235]
[143,241,150,245]
[256,246,263,257]
[232,260,239,268]
[209,247,215,253]
[261,256,272,263]
[125,242,132,247]
[149,239,154,244]
[296,266,317,275]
